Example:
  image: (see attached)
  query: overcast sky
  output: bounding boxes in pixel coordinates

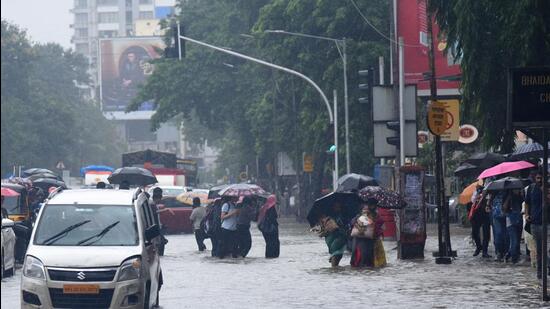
[1,0,73,48]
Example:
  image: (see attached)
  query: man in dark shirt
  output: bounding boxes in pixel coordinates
[525,171,548,279]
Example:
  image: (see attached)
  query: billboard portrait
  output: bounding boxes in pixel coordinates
[99,37,164,112]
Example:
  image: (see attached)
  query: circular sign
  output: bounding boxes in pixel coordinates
[458,124,479,144]
[417,131,430,145]
[437,41,447,51]
[239,172,248,181]
[427,101,448,136]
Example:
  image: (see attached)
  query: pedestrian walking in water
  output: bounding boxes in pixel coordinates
[524,171,549,279]
[503,189,523,264]
[190,197,207,251]
[469,183,491,258]
[235,196,254,257]
[258,195,280,258]
[350,198,386,268]
[319,203,347,267]
[219,196,239,259]
[202,198,223,257]
[487,189,509,262]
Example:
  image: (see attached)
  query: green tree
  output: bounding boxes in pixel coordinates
[1,20,123,176]
[429,0,550,151]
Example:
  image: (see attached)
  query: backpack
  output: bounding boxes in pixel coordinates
[201,204,222,236]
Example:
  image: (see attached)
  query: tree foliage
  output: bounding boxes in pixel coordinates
[129,0,390,195]
[429,0,550,151]
[1,20,124,176]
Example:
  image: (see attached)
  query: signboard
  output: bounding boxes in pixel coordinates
[99,37,165,113]
[56,161,65,170]
[427,100,448,135]
[439,99,460,141]
[458,124,479,144]
[417,131,430,147]
[372,85,418,158]
[276,152,296,176]
[303,154,313,173]
[508,67,550,128]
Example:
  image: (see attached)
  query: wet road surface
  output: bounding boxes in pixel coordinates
[2,221,548,308]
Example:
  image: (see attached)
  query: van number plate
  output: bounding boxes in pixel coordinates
[63,284,100,294]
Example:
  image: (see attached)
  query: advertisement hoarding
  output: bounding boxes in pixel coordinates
[99,37,165,113]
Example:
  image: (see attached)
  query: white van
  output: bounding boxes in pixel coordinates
[21,189,162,309]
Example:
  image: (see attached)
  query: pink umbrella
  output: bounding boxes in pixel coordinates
[477,161,535,179]
[1,187,20,197]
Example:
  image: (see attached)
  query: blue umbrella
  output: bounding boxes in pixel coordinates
[80,165,114,177]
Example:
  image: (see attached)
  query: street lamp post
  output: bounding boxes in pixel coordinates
[265,30,351,175]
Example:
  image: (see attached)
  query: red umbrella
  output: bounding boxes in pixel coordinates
[218,183,267,197]
[477,161,535,179]
[1,187,20,197]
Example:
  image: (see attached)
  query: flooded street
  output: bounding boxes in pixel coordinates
[2,221,547,308]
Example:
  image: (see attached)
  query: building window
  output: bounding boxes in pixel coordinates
[138,11,154,19]
[75,28,89,38]
[75,43,89,54]
[98,12,119,23]
[98,30,118,38]
[75,13,88,25]
[97,0,118,5]
[126,0,133,10]
[74,0,87,9]
[139,0,152,4]
[126,11,133,24]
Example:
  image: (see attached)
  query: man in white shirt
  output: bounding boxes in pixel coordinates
[219,197,239,258]
[189,197,207,251]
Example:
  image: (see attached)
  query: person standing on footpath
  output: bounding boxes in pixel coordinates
[257,195,280,258]
[469,182,492,258]
[219,196,239,259]
[190,197,207,251]
[524,171,549,279]
[487,189,509,262]
[503,189,524,264]
[235,196,254,257]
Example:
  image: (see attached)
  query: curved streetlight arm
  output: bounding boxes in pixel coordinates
[177,33,334,123]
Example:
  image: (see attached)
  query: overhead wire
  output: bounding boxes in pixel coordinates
[348,0,424,48]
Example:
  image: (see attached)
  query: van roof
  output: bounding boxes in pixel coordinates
[47,189,136,206]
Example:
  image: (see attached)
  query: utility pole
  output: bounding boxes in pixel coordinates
[427,6,452,265]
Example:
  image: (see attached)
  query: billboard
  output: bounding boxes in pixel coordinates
[99,37,164,112]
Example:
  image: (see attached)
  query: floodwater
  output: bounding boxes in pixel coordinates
[2,221,548,308]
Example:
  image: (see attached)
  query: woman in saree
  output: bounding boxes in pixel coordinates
[319,202,348,267]
[350,198,386,267]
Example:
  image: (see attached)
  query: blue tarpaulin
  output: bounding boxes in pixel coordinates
[80,165,114,177]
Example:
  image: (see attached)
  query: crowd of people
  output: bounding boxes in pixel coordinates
[468,170,549,279]
[315,198,387,268]
[188,195,280,259]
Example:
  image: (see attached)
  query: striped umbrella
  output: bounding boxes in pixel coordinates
[508,142,549,161]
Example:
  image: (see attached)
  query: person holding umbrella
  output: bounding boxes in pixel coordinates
[235,196,254,258]
[486,187,510,262]
[319,202,348,267]
[503,188,524,264]
[219,196,239,259]
[524,171,549,279]
[350,198,386,268]
[469,182,491,258]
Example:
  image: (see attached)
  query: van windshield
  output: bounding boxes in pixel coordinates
[34,204,138,246]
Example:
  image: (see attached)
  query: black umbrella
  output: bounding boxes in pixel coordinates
[358,186,406,209]
[208,184,230,199]
[27,172,62,181]
[453,163,482,178]
[484,177,527,192]
[32,178,67,191]
[306,192,361,227]
[108,167,158,186]
[508,142,549,161]
[22,168,55,177]
[465,152,505,169]
[336,173,378,192]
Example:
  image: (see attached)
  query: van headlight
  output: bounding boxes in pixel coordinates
[117,257,141,281]
[23,256,46,280]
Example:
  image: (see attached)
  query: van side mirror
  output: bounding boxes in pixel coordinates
[145,224,160,242]
[2,218,14,228]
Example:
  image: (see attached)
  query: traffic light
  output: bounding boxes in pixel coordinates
[164,23,185,59]
[358,68,375,104]
[386,121,400,146]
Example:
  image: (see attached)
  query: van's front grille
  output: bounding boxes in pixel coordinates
[48,268,117,282]
[49,288,114,308]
